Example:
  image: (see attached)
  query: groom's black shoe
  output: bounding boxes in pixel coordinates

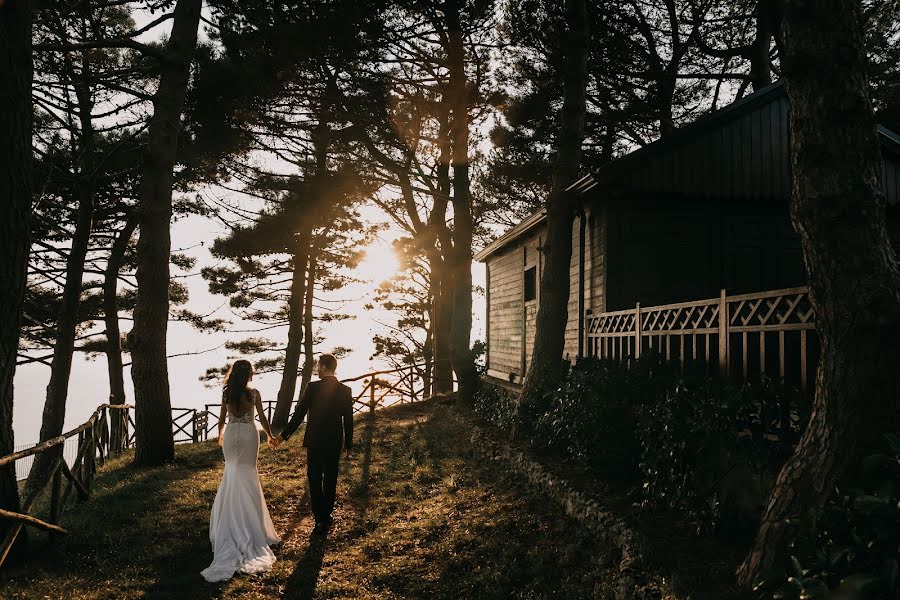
[312,520,330,535]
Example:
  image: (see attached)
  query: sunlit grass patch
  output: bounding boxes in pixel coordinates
[2,400,617,599]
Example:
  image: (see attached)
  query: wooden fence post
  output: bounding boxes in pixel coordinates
[86,419,96,494]
[100,407,109,464]
[718,289,729,377]
[370,379,377,413]
[124,408,131,449]
[410,365,416,402]
[49,462,62,527]
[192,409,199,443]
[634,302,642,360]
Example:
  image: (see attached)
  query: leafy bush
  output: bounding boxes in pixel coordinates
[473,352,799,534]
[635,373,793,534]
[753,434,900,600]
[534,357,636,477]
[637,379,740,532]
[473,383,518,432]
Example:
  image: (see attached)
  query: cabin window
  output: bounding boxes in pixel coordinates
[524,266,537,302]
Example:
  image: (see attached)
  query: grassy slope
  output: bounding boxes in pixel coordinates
[1,401,619,599]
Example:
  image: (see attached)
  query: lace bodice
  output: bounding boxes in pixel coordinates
[227,390,257,424]
[228,411,255,425]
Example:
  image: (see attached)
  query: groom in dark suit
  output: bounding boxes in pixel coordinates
[271,353,354,534]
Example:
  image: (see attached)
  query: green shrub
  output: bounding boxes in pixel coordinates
[535,357,636,477]
[473,383,518,432]
[635,374,793,534]
[472,352,799,535]
[753,434,900,600]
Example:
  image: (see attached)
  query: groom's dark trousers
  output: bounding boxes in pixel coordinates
[281,376,354,523]
[306,447,340,522]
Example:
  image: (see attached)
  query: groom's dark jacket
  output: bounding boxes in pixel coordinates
[281,376,354,452]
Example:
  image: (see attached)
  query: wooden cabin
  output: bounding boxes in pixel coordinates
[476,82,900,387]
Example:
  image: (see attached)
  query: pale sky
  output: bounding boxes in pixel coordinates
[13,5,490,446]
[13,200,487,445]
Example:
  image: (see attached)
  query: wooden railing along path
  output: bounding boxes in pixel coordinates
[200,361,453,439]
[586,286,819,396]
[0,402,130,566]
[0,361,453,567]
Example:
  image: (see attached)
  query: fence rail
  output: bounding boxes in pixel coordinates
[0,403,130,566]
[0,361,453,567]
[586,286,819,396]
[200,361,454,440]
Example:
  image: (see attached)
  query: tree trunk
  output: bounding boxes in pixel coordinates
[445,0,479,405]
[422,321,433,397]
[105,216,138,454]
[657,75,676,138]
[736,0,900,586]
[429,253,453,394]
[430,102,454,397]
[300,252,317,392]
[26,183,94,494]
[749,0,775,91]
[300,117,328,392]
[516,0,589,426]
[130,0,202,467]
[271,227,311,433]
[0,0,33,561]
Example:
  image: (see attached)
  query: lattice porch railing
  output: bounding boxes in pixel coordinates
[586,286,818,396]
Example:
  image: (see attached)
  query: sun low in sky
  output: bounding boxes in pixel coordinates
[357,240,401,285]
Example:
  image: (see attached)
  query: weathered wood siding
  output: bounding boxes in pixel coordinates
[486,208,605,381]
[599,90,900,206]
[486,243,524,380]
[523,232,542,372]
[605,199,806,311]
[588,209,607,314]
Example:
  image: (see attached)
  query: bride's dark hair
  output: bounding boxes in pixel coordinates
[223,360,253,411]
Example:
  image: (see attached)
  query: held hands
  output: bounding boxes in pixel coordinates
[267,434,283,449]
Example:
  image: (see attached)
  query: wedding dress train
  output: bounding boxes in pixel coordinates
[201,403,280,582]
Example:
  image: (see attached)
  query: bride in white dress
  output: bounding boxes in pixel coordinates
[201,359,281,583]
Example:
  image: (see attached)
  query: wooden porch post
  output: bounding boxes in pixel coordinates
[577,208,586,358]
[485,263,490,371]
[634,302,642,359]
[520,246,527,379]
[718,289,729,377]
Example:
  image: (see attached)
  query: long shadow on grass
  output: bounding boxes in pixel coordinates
[348,409,377,529]
[9,443,227,597]
[415,416,449,476]
[358,409,377,492]
[277,484,312,544]
[282,531,328,599]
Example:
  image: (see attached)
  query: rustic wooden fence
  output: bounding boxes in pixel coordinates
[0,403,131,566]
[0,361,452,566]
[585,286,819,397]
[200,361,452,440]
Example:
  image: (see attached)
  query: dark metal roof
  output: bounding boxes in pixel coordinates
[480,82,900,261]
[592,81,789,185]
[587,81,900,205]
